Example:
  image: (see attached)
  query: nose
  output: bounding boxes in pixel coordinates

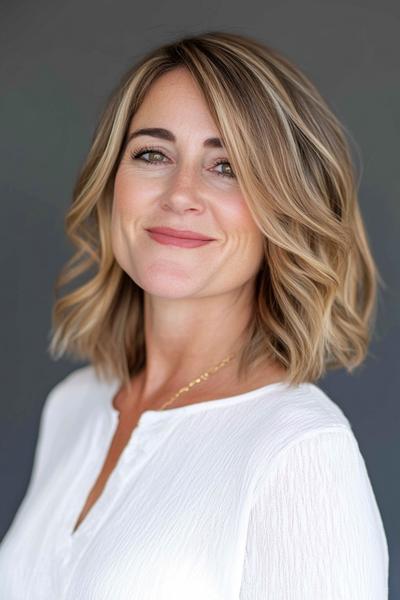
[161,162,206,213]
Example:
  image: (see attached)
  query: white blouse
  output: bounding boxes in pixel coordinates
[0,365,389,599]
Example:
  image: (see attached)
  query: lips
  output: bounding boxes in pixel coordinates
[146,226,214,241]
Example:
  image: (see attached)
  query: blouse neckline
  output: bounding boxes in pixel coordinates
[101,376,299,426]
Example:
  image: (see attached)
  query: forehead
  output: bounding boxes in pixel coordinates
[140,67,203,106]
[130,68,220,137]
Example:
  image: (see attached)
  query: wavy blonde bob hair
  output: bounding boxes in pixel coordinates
[48,30,384,390]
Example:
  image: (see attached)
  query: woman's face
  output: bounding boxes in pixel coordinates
[111,67,264,299]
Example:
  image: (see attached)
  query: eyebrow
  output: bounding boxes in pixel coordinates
[125,127,224,149]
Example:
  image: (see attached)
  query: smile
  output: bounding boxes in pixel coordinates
[147,230,214,248]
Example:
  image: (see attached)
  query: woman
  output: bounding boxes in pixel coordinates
[0,31,389,598]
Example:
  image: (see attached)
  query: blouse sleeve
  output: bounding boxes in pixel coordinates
[239,428,389,600]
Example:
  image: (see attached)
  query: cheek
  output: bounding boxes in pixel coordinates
[113,168,142,217]
[212,200,264,287]
[240,208,265,271]
[111,171,139,266]
[222,197,264,254]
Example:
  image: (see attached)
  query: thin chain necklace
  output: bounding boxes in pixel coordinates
[158,352,237,411]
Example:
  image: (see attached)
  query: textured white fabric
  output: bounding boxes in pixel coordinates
[239,430,389,599]
[0,365,389,599]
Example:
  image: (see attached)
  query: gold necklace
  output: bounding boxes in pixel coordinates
[158,352,237,411]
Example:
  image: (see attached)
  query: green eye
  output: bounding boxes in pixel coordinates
[130,147,166,163]
[213,160,235,179]
[130,146,236,179]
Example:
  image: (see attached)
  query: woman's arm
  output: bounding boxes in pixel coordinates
[239,429,389,599]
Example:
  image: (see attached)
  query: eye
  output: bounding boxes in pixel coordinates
[212,160,236,179]
[130,146,167,164]
[129,146,236,179]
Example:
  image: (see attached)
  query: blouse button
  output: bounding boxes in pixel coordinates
[123,430,160,462]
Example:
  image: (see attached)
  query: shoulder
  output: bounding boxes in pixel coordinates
[254,427,362,495]
[248,381,353,455]
[242,381,363,489]
[249,382,385,518]
[39,364,117,436]
[24,366,106,490]
[244,426,389,597]
[42,364,98,420]
[275,381,352,431]
[46,363,99,399]
[31,365,118,470]
[250,383,388,542]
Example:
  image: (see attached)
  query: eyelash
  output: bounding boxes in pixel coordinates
[129,145,236,179]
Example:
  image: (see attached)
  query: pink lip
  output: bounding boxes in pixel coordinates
[147,230,214,248]
[146,226,214,241]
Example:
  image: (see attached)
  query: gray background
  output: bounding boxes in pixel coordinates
[1,0,399,596]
